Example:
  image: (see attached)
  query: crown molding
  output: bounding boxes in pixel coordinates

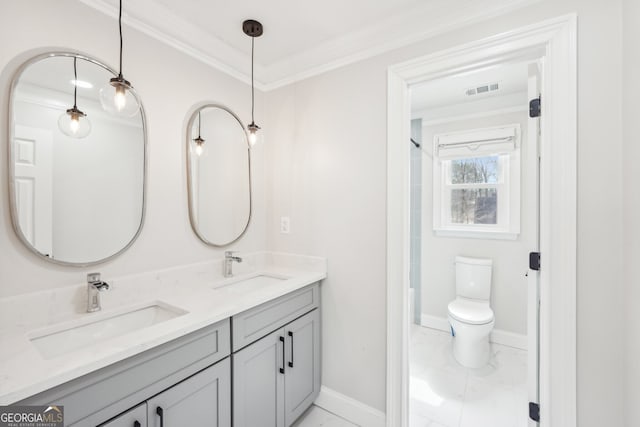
[78,0,266,89]
[79,0,541,91]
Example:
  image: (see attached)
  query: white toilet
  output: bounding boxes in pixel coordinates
[447,256,495,368]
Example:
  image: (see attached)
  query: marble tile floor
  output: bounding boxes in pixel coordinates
[410,324,529,427]
[293,405,358,427]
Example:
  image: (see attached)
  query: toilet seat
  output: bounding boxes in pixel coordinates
[448,299,494,325]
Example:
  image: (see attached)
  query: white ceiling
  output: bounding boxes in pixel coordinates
[18,55,113,104]
[79,0,540,90]
[411,61,530,111]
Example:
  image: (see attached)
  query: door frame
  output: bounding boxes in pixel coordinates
[386,14,577,427]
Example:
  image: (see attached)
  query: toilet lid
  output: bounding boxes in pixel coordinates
[448,299,494,325]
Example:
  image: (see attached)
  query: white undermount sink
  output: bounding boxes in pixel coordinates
[29,302,187,359]
[212,273,290,293]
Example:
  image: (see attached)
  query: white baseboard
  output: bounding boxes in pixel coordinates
[314,386,386,427]
[420,313,527,350]
[490,328,527,350]
[420,314,451,332]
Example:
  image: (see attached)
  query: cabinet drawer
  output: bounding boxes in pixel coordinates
[19,319,230,426]
[232,283,319,351]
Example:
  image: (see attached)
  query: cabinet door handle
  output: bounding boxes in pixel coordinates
[156,406,164,427]
[133,422,141,427]
[288,331,294,368]
[279,336,285,374]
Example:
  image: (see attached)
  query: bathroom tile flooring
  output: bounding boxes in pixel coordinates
[410,324,528,427]
[293,405,358,427]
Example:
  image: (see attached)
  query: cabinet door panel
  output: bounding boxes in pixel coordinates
[99,403,146,427]
[233,328,285,427]
[147,358,230,427]
[284,309,321,426]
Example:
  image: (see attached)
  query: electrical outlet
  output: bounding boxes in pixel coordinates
[280,216,290,234]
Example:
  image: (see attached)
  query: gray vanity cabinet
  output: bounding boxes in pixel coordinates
[147,358,231,427]
[99,404,146,427]
[232,293,320,427]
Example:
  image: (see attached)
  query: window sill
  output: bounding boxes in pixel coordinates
[434,228,519,240]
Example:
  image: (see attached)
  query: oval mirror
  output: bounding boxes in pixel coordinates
[8,52,146,266]
[186,105,251,246]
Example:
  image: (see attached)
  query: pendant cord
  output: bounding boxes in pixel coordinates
[118,0,123,78]
[198,111,201,138]
[251,36,255,123]
[73,57,78,109]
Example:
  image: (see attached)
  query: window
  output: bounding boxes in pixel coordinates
[432,124,520,239]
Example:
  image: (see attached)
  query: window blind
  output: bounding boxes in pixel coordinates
[435,124,519,159]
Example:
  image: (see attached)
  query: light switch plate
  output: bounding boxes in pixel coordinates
[280,217,290,234]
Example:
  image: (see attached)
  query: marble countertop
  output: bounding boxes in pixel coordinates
[0,252,326,404]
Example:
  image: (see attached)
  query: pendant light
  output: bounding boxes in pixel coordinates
[58,57,91,138]
[99,0,139,117]
[193,111,205,156]
[243,19,263,147]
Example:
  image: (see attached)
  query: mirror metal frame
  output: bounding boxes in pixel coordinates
[7,51,148,267]
[185,103,252,247]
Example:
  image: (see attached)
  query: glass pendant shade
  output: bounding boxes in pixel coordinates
[58,107,91,138]
[99,76,139,117]
[247,122,260,147]
[193,136,205,156]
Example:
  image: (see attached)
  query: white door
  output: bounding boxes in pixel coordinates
[13,124,53,257]
[527,61,542,426]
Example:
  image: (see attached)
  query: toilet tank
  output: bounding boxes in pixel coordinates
[455,256,493,301]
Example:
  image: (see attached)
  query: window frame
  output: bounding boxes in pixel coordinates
[432,124,521,240]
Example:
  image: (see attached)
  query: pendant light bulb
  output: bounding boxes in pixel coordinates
[194,140,204,156]
[70,115,80,133]
[58,57,91,139]
[100,0,140,117]
[243,19,263,148]
[115,85,127,110]
[247,122,260,147]
[248,131,257,147]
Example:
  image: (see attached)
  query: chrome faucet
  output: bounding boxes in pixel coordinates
[87,272,110,313]
[224,251,243,278]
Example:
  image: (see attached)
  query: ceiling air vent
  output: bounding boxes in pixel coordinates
[465,82,500,96]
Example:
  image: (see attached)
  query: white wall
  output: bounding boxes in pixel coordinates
[265,1,626,425]
[0,0,267,297]
[419,110,533,335]
[623,0,640,424]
